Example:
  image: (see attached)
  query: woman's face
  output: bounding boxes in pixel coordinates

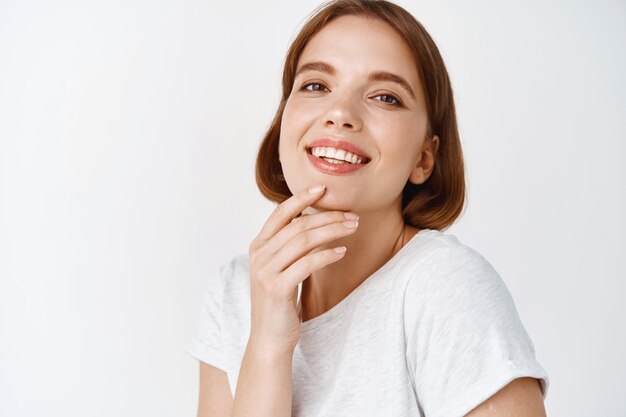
[279,15,438,214]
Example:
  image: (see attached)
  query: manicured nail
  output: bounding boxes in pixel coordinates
[308,184,325,193]
[344,212,359,220]
[334,246,347,254]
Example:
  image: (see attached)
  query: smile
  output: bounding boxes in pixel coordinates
[306,147,369,175]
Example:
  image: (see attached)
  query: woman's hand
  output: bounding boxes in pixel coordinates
[247,184,359,354]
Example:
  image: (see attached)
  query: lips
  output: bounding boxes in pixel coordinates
[306,137,371,162]
[306,150,368,174]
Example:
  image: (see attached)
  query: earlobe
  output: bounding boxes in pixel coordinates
[408,167,425,185]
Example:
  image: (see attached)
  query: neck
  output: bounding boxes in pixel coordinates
[298,203,415,323]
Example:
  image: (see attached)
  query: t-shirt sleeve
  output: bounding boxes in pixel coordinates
[404,246,550,417]
[185,262,230,372]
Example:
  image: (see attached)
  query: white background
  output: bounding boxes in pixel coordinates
[1,0,624,416]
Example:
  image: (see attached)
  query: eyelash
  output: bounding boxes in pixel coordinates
[300,82,403,107]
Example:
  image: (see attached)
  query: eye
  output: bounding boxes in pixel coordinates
[374,94,402,106]
[301,82,329,92]
[298,82,402,107]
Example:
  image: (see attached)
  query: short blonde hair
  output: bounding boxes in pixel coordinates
[255,0,466,230]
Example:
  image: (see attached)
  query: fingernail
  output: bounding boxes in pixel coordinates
[342,220,358,228]
[334,246,347,254]
[308,184,325,193]
[344,212,359,220]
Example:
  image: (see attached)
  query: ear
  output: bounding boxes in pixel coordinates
[408,134,439,185]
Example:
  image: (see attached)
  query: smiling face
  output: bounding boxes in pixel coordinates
[279,15,439,214]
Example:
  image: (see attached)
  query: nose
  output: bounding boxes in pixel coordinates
[323,93,363,131]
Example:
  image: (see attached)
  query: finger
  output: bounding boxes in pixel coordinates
[270,219,358,273]
[256,184,327,243]
[277,247,348,294]
[264,210,358,256]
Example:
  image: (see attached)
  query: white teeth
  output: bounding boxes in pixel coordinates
[310,146,366,164]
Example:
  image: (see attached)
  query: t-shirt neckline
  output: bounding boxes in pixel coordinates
[297,228,436,333]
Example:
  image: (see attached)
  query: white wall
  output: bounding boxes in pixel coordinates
[0,0,624,416]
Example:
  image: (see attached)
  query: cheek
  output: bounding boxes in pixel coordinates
[279,101,307,158]
[282,98,321,132]
[369,115,425,179]
[372,115,420,153]
[281,100,320,152]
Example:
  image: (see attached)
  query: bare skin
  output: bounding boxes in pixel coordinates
[466,377,547,417]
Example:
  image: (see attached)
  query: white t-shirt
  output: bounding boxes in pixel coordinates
[186,228,549,417]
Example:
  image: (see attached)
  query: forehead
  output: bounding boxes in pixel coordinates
[298,15,420,85]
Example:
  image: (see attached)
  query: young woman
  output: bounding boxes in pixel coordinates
[187,1,550,416]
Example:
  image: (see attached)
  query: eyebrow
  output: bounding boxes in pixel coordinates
[294,61,416,100]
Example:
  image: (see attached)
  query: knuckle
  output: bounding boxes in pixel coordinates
[299,255,313,272]
[252,264,270,283]
[249,250,261,267]
[336,221,352,232]
[295,230,311,247]
[336,211,349,220]
[291,216,307,233]
[248,238,260,253]
[273,203,286,220]
[304,255,315,271]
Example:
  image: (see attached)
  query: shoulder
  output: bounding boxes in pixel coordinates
[401,232,548,415]
[405,230,507,295]
[403,230,517,322]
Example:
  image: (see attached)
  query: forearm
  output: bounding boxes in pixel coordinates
[230,340,294,417]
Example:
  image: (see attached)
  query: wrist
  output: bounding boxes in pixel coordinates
[246,336,296,359]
